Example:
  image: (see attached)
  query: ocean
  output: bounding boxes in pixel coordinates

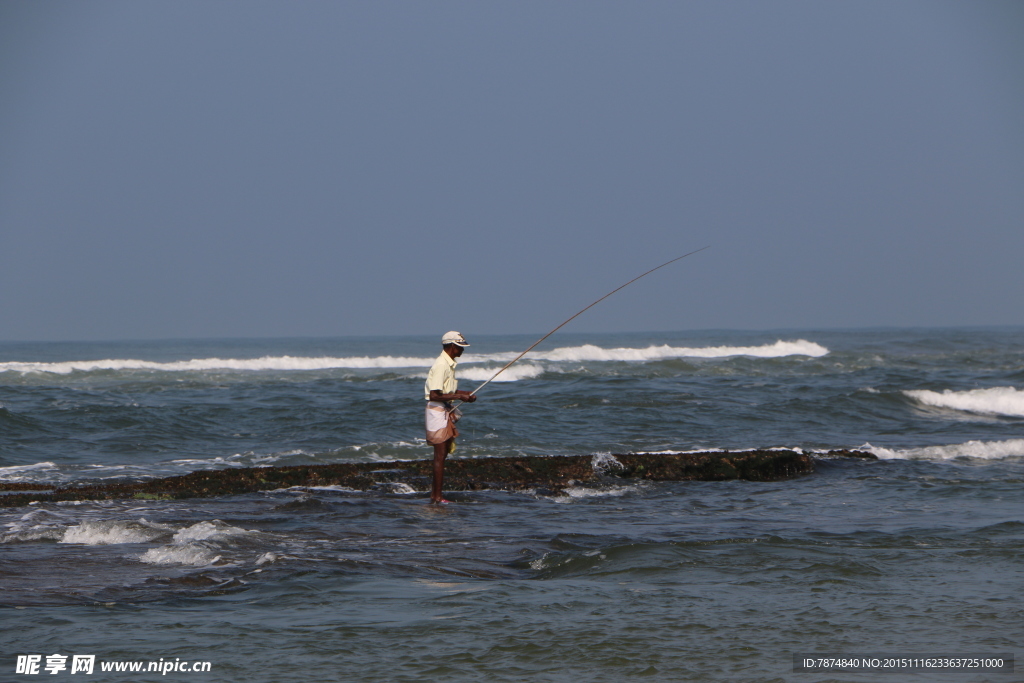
[1,328,1021,682]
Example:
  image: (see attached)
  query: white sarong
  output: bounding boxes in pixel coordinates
[425,401,461,444]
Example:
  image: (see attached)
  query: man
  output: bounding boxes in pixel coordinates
[424,331,477,503]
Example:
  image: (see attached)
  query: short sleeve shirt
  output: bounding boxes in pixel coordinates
[424,350,457,400]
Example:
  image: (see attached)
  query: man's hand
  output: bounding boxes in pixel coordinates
[457,391,477,403]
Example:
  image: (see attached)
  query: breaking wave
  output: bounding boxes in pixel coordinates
[522,339,829,362]
[0,340,828,377]
[904,387,1024,417]
[864,439,1024,461]
[59,519,174,545]
[456,364,544,382]
[0,462,58,481]
[0,355,435,374]
[138,544,221,566]
[138,521,257,566]
[558,485,640,501]
[170,520,258,544]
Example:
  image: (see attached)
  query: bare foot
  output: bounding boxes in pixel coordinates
[430,498,452,504]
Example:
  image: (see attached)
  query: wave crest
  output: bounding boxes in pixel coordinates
[0,339,828,377]
[523,339,829,362]
[864,439,1024,461]
[905,387,1024,417]
[138,544,221,566]
[0,462,58,481]
[456,364,544,382]
[60,519,174,545]
[0,355,437,375]
[170,520,257,544]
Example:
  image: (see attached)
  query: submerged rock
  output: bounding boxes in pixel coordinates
[0,449,874,507]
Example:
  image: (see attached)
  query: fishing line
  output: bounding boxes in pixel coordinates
[454,246,710,408]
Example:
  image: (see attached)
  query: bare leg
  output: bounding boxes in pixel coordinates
[431,439,451,503]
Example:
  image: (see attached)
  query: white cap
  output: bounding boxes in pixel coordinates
[441,331,470,347]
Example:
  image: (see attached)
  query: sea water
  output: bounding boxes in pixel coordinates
[1,329,1021,681]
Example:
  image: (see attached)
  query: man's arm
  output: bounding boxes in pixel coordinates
[429,389,476,403]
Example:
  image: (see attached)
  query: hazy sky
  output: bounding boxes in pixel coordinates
[2,1,1022,341]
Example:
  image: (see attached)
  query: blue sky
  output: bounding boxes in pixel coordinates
[1,1,1022,341]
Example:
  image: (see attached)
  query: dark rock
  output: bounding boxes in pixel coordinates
[0,448,853,507]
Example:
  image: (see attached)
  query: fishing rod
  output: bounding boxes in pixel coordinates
[454,246,710,407]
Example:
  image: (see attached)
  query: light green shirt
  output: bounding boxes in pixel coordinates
[424,350,457,400]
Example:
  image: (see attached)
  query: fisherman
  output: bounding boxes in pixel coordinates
[424,331,477,503]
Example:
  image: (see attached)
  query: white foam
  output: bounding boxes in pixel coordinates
[0,355,438,375]
[132,520,254,566]
[2,509,65,543]
[60,519,173,545]
[529,554,551,570]
[557,485,639,501]
[905,387,1024,417]
[864,439,1024,461]
[456,364,544,382]
[1,526,64,543]
[138,544,221,566]
[373,482,417,494]
[629,448,723,455]
[302,485,360,492]
[0,340,828,376]
[517,339,829,362]
[591,453,624,473]
[528,550,607,570]
[0,462,58,481]
[171,520,256,543]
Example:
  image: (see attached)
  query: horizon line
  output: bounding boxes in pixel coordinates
[2,324,1023,345]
